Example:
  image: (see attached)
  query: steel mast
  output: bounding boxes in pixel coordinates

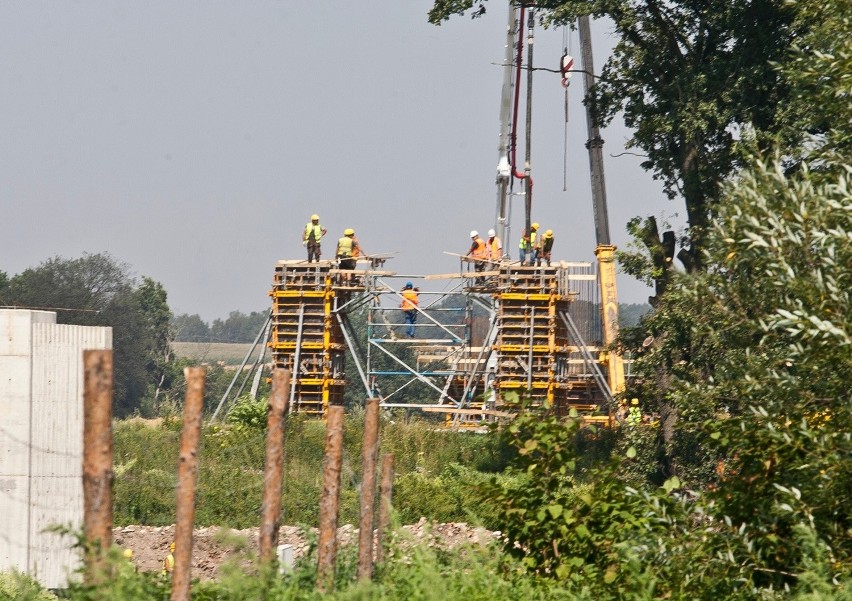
[577,15,625,397]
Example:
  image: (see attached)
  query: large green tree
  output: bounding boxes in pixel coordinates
[430,0,804,300]
[1,253,174,416]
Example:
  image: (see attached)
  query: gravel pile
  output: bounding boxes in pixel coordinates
[114,520,500,580]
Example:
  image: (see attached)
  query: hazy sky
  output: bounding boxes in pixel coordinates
[1,1,684,321]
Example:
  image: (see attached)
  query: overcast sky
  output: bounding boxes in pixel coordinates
[1,1,684,321]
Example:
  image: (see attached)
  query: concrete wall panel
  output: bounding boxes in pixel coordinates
[0,310,111,590]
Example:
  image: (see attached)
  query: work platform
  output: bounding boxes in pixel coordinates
[261,258,614,425]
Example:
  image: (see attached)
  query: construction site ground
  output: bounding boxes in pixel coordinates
[114,521,500,580]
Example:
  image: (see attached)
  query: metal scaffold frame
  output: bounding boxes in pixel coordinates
[214,258,615,426]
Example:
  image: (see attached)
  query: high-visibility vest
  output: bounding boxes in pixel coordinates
[305,223,324,242]
[337,236,354,257]
[519,234,530,250]
[162,553,174,575]
[488,237,502,260]
[401,290,419,311]
[471,236,488,260]
[530,230,539,249]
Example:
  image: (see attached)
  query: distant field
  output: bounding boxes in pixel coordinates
[172,341,259,365]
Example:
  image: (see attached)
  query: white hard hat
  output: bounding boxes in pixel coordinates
[470,230,479,238]
[488,229,496,237]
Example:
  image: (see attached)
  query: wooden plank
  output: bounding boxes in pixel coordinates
[420,406,514,418]
[424,271,500,280]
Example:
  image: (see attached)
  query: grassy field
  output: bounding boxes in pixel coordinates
[172,341,258,366]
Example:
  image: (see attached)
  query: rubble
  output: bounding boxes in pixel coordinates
[113,521,499,580]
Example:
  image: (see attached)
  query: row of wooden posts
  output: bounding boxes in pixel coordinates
[82,350,395,599]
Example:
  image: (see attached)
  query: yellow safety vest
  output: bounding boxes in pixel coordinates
[337,236,354,257]
[162,553,174,575]
[304,223,323,242]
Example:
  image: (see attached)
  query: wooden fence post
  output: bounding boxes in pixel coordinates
[259,369,291,565]
[357,398,380,581]
[82,350,113,585]
[171,367,205,601]
[376,453,395,565]
[316,405,344,592]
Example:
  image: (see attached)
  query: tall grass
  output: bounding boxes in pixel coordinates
[113,411,512,528]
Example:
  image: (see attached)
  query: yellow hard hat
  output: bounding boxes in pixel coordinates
[170,542,176,552]
[344,228,355,236]
[545,229,553,237]
[531,222,540,230]
[310,214,320,221]
[123,548,134,559]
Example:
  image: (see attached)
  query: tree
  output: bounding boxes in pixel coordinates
[429,0,803,300]
[137,277,174,413]
[209,310,268,343]
[172,313,211,342]
[3,253,175,416]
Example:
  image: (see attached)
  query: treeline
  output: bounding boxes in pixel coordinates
[172,310,268,343]
[0,254,173,418]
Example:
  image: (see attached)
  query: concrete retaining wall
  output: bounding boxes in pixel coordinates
[0,309,111,589]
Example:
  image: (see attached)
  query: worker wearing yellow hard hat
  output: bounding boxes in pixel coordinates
[628,398,641,426]
[538,229,555,267]
[162,542,175,576]
[518,222,539,266]
[336,228,362,280]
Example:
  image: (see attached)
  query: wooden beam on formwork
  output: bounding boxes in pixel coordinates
[424,271,501,280]
[420,406,514,418]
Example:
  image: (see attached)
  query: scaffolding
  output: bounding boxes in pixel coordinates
[254,257,614,426]
[268,260,370,414]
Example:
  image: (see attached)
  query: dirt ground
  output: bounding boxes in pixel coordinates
[114,520,500,580]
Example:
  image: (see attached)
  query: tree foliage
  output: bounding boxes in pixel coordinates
[172,310,268,343]
[0,253,173,416]
[430,0,808,301]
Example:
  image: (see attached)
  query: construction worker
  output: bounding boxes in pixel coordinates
[122,548,137,573]
[518,223,539,265]
[530,223,541,266]
[467,230,488,282]
[303,214,327,263]
[400,281,419,338]
[336,228,360,271]
[628,398,641,426]
[487,229,503,263]
[162,542,175,576]
[336,228,362,284]
[537,229,554,267]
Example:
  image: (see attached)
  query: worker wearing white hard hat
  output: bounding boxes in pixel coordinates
[303,214,327,263]
[486,229,502,262]
[467,230,489,283]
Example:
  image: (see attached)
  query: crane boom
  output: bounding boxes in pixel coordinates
[578,15,625,398]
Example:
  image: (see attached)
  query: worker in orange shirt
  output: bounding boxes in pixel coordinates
[487,229,503,264]
[400,282,420,338]
[467,230,489,283]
